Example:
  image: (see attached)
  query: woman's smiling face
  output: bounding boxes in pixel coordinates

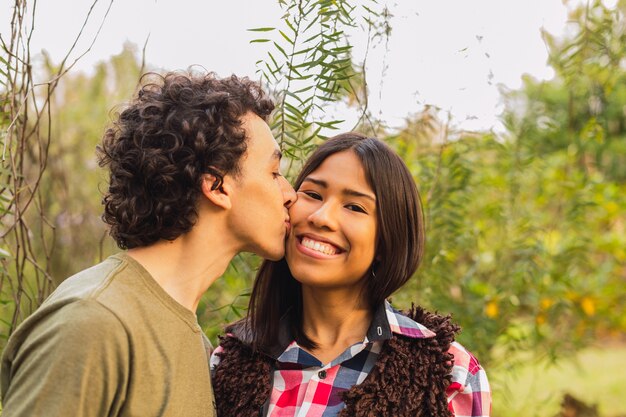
[285,150,378,291]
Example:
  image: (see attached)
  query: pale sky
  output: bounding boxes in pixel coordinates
[2,1,601,132]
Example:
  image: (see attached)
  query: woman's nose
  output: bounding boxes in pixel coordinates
[308,202,338,231]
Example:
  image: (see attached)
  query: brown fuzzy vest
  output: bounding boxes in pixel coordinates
[212,306,460,417]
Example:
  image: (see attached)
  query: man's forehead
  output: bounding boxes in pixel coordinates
[241,114,277,156]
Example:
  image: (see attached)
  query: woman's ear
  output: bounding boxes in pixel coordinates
[201,173,232,210]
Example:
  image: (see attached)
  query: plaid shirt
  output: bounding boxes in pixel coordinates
[211,301,491,417]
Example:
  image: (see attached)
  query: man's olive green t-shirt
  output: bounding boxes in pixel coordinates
[0,253,216,417]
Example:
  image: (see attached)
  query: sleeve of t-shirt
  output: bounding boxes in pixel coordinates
[1,300,131,417]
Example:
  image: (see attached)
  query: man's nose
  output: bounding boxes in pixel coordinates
[281,177,297,209]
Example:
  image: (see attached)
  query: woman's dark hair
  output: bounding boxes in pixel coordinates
[97,71,274,249]
[246,132,425,350]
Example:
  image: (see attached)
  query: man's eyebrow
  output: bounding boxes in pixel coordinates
[301,177,376,202]
[271,149,283,161]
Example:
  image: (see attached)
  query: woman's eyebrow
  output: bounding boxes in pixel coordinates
[302,177,327,188]
[302,177,376,202]
[343,188,376,202]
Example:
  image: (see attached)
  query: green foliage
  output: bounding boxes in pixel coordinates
[0,52,11,336]
[249,0,381,176]
[389,1,626,369]
[198,253,262,342]
[0,44,142,346]
[0,0,58,341]
[33,43,143,282]
[504,0,626,181]
[392,127,625,366]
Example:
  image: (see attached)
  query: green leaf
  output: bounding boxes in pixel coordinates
[284,102,303,117]
[273,41,289,59]
[331,45,352,53]
[285,19,297,35]
[293,46,314,56]
[315,120,345,129]
[247,27,276,32]
[302,19,320,34]
[267,52,280,70]
[279,30,294,45]
[293,85,314,94]
[285,90,305,105]
[264,63,280,81]
[302,32,321,44]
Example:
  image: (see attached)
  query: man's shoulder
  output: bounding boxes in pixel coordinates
[1,294,130,382]
[0,296,132,415]
[8,291,129,349]
[45,253,142,305]
[9,254,139,341]
[43,256,123,300]
[34,298,127,338]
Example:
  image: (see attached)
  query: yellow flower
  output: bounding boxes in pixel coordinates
[580,297,596,316]
[540,298,554,310]
[485,301,499,318]
[536,314,546,325]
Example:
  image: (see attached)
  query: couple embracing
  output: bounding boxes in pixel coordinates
[1,71,490,417]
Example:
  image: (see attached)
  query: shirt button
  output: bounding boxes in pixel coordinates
[318,370,327,379]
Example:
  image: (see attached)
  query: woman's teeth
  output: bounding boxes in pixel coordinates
[301,237,338,255]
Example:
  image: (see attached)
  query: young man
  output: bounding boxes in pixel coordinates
[0,71,296,416]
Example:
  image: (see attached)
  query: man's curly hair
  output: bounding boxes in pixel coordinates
[97,71,274,249]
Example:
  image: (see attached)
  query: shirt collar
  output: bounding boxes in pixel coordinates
[378,300,436,340]
[230,300,436,359]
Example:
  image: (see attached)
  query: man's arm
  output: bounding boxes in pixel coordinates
[1,300,130,417]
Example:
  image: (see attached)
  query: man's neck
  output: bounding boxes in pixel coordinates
[127,222,238,313]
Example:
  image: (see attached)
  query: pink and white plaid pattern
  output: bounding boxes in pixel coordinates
[446,342,491,417]
[211,301,491,417]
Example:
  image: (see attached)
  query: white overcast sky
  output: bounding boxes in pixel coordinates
[2,0,613,132]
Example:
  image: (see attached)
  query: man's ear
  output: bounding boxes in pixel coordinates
[200,173,232,210]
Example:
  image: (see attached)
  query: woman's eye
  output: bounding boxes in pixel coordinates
[346,204,366,213]
[272,172,282,179]
[302,191,322,200]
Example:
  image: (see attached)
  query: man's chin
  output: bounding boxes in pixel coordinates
[248,235,287,261]
[264,248,286,261]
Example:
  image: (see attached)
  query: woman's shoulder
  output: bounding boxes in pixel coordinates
[446,341,491,417]
[391,303,491,414]
[447,341,484,377]
[397,305,488,380]
[209,319,252,370]
[393,303,461,342]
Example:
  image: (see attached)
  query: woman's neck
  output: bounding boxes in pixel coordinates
[300,286,373,365]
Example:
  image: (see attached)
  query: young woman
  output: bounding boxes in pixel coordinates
[211,133,491,417]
